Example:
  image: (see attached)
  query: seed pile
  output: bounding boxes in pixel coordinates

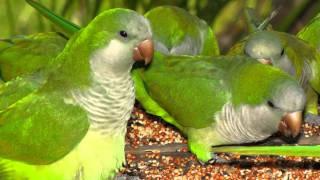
[120,104,320,179]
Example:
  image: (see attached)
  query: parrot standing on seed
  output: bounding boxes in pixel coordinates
[137,52,305,162]
[0,8,153,180]
[141,7,320,159]
[228,23,320,124]
[141,8,320,159]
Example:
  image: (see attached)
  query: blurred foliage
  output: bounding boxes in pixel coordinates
[1,0,320,53]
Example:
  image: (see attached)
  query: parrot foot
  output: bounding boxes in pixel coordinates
[206,153,229,164]
[304,113,320,126]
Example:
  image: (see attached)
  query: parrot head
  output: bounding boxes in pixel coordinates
[62,8,154,79]
[244,31,284,66]
[224,60,306,142]
[242,30,303,79]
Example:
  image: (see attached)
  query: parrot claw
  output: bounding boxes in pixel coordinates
[304,113,320,126]
[208,153,230,164]
[197,157,228,165]
[115,174,141,180]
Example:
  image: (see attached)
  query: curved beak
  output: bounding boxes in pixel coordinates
[278,111,302,138]
[258,58,273,65]
[133,39,154,65]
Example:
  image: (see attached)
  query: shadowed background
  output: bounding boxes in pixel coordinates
[1,0,320,52]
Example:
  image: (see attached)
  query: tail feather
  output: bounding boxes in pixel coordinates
[211,145,320,157]
[25,0,80,36]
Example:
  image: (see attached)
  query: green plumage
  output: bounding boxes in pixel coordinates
[0,32,67,81]
[297,12,320,50]
[212,145,320,157]
[145,6,219,56]
[0,31,89,165]
[140,53,227,129]
[26,0,80,35]
[0,80,89,164]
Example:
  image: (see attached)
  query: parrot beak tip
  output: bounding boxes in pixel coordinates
[258,58,273,65]
[133,39,154,65]
[278,111,302,138]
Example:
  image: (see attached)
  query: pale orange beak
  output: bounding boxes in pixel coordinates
[258,58,273,65]
[133,39,154,65]
[278,111,302,138]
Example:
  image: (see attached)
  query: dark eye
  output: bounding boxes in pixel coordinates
[119,30,128,38]
[267,100,275,108]
[280,48,285,56]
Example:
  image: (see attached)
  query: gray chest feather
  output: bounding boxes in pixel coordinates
[71,74,135,135]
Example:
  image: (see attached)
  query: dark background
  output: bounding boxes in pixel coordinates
[1,0,320,52]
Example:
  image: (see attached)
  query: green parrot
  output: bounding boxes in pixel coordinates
[136,52,305,162]
[144,6,219,56]
[0,8,153,180]
[297,12,320,50]
[228,30,320,123]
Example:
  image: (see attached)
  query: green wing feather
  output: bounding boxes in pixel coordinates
[297,12,320,50]
[0,92,89,165]
[0,27,88,166]
[138,52,230,130]
[276,31,320,93]
[0,32,67,81]
[0,73,46,111]
[0,74,89,165]
[145,6,219,56]
[26,0,80,35]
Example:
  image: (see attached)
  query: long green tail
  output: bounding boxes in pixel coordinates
[25,0,80,35]
[212,145,320,157]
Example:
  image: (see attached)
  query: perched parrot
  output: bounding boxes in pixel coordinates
[144,6,219,56]
[228,30,320,123]
[297,12,320,50]
[0,8,153,180]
